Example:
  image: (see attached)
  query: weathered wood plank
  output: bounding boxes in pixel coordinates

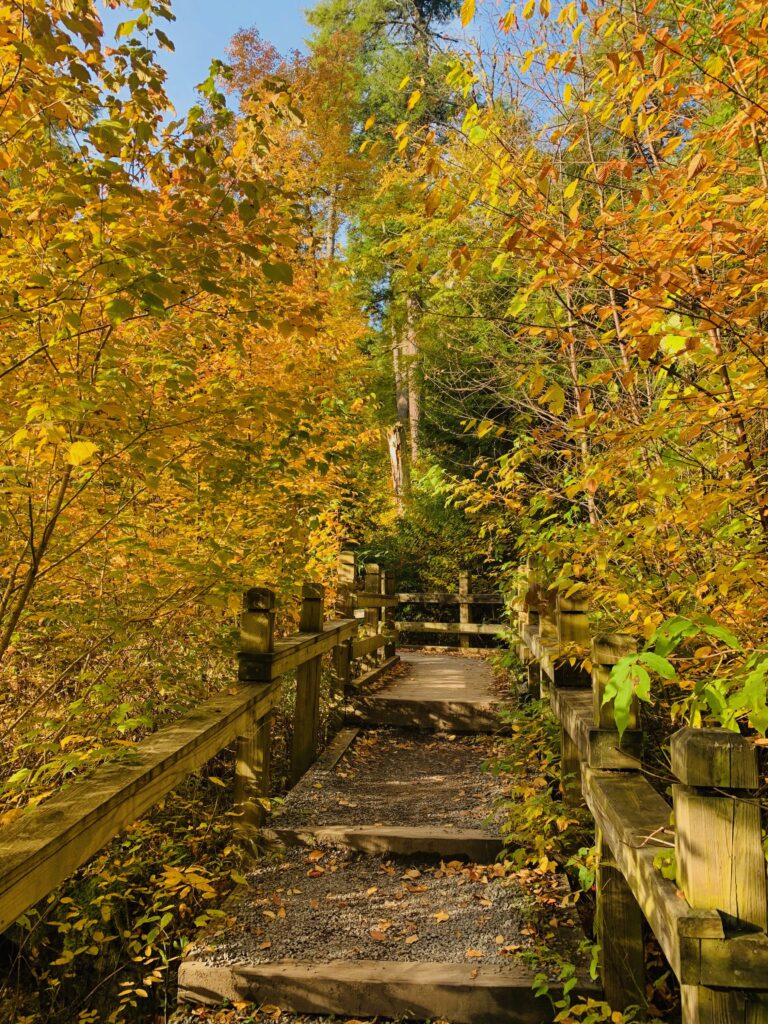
[583,767,713,982]
[349,655,400,690]
[291,585,324,784]
[177,958,593,1024]
[349,696,503,734]
[394,621,503,636]
[238,619,357,682]
[0,681,281,931]
[265,825,504,861]
[351,633,386,660]
[354,594,400,609]
[397,593,503,605]
[596,830,647,1012]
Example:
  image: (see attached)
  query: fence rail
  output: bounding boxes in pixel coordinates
[515,562,768,1023]
[395,572,507,648]
[0,559,401,936]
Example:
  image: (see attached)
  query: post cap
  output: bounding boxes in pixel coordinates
[243,587,276,612]
[670,727,758,789]
[591,633,636,666]
[302,582,325,601]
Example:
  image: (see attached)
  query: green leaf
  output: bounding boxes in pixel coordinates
[468,125,487,144]
[105,298,134,325]
[638,651,676,679]
[650,616,697,657]
[698,617,742,651]
[262,262,294,286]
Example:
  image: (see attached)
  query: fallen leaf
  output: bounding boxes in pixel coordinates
[465,949,485,958]
[433,911,450,923]
[370,929,388,941]
[307,850,325,863]
[405,934,419,944]
[366,886,378,896]
[403,868,421,880]
[259,940,272,950]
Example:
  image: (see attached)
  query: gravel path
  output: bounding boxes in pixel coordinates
[186,847,581,972]
[272,729,507,832]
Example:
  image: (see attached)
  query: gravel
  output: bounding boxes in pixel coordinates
[186,847,581,973]
[272,729,508,832]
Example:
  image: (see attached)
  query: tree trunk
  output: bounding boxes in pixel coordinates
[402,295,420,466]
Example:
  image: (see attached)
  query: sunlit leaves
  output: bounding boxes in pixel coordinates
[66,441,99,467]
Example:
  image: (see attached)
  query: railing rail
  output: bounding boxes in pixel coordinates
[395,572,507,648]
[0,554,400,935]
[515,561,768,1022]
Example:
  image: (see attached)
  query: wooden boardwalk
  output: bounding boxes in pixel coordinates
[176,653,592,1023]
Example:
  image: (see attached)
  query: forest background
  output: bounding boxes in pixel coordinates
[1,0,768,1020]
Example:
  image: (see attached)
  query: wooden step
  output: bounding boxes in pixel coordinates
[265,824,504,860]
[177,958,585,1024]
[349,695,506,733]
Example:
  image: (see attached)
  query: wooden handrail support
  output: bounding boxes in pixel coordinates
[395,572,508,650]
[0,679,281,933]
[0,557,400,939]
[515,562,768,1022]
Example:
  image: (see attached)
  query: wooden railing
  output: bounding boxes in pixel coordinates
[395,572,506,648]
[0,564,398,935]
[516,562,768,1023]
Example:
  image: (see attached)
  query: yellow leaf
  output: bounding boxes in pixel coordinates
[563,82,573,104]
[364,115,376,130]
[523,0,535,17]
[398,75,410,91]
[460,0,475,27]
[407,89,422,111]
[66,440,98,466]
[563,178,578,199]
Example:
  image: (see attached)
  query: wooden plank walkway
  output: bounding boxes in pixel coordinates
[176,653,595,1023]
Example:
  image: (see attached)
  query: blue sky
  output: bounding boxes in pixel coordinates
[100,1,312,115]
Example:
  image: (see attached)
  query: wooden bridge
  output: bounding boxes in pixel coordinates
[1,556,767,1023]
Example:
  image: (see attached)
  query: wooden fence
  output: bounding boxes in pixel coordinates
[516,563,768,1024]
[0,564,398,935]
[396,572,506,648]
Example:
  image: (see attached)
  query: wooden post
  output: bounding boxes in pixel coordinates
[291,583,324,784]
[235,587,276,832]
[364,564,381,661]
[524,558,540,628]
[336,549,356,616]
[516,571,530,664]
[554,592,590,687]
[591,632,646,1012]
[591,633,637,729]
[458,572,471,650]
[559,725,583,806]
[332,637,352,697]
[596,829,647,1013]
[671,728,768,1024]
[382,570,397,659]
